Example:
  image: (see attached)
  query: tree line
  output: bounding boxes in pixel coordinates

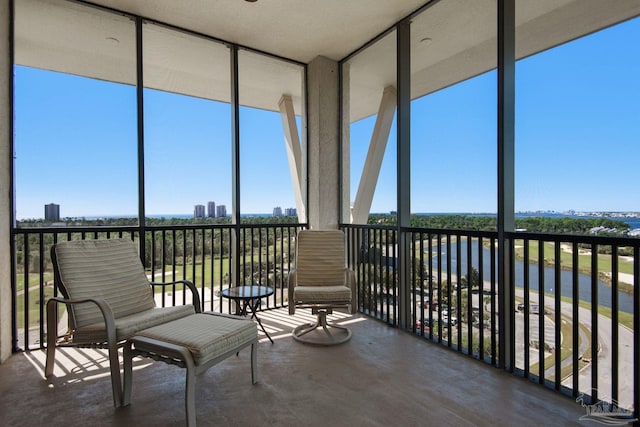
[18,213,631,235]
[17,215,299,228]
[368,213,632,235]
[14,216,301,276]
[14,213,635,276]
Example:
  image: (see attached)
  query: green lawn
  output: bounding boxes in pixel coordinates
[14,272,54,293]
[528,312,587,381]
[152,259,231,288]
[15,284,62,330]
[516,240,633,280]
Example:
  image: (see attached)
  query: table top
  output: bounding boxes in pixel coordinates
[220,285,274,300]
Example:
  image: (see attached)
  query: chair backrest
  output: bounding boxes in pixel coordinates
[295,230,346,287]
[52,239,156,329]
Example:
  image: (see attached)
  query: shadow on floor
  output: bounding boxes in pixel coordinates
[0,309,588,426]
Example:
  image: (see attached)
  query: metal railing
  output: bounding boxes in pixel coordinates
[12,223,304,351]
[12,221,640,418]
[342,224,639,419]
[507,231,639,415]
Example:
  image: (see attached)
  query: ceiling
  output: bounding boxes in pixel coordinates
[13,0,640,122]
[86,0,429,64]
[345,0,640,121]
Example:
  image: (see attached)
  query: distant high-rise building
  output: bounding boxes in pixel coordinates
[285,207,297,216]
[44,203,60,221]
[194,204,206,218]
[273,206,282,217]
[216,205,227,218]
[207,201,216,218]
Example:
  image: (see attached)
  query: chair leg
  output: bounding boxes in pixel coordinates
[185,360,197,427]
[122,341,134,407]
[45,343,56,378]
[107,342,123,408]
[251,343,258,384]
[45,300,58,378]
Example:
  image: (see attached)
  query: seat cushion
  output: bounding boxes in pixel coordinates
[73,305,196,343]
[293,285,352,304]
[135,313,258,366]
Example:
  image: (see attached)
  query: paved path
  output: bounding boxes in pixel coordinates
[513,288,634,409]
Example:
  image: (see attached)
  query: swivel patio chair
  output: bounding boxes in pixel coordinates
[288,229,356,345]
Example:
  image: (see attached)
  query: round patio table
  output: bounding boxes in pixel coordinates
[221,285,274,343]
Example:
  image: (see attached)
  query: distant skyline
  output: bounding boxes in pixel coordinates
[13,16,640,220]
[23,204,640,221]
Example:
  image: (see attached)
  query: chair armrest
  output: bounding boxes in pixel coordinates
[287,269,297,315]
[47,296,117,345]
[150,280,202,313]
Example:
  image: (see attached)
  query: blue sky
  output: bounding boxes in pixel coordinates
[14,16,640,220]
[14,69,295,218]
[351,16,640,214]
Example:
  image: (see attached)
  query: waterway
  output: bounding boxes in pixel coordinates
[429,240,635,314]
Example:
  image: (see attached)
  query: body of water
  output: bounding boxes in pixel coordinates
[428,240,634,313]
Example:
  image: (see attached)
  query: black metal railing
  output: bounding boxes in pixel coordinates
[12,223,304,351]
[13,221,640,418]
[342,224,639,419]
[506,231,640,416]
[344,224,399,325]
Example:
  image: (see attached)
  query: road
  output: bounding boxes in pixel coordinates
[513,288,634,409]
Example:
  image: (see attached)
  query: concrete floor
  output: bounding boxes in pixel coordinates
[0,309,589,426]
